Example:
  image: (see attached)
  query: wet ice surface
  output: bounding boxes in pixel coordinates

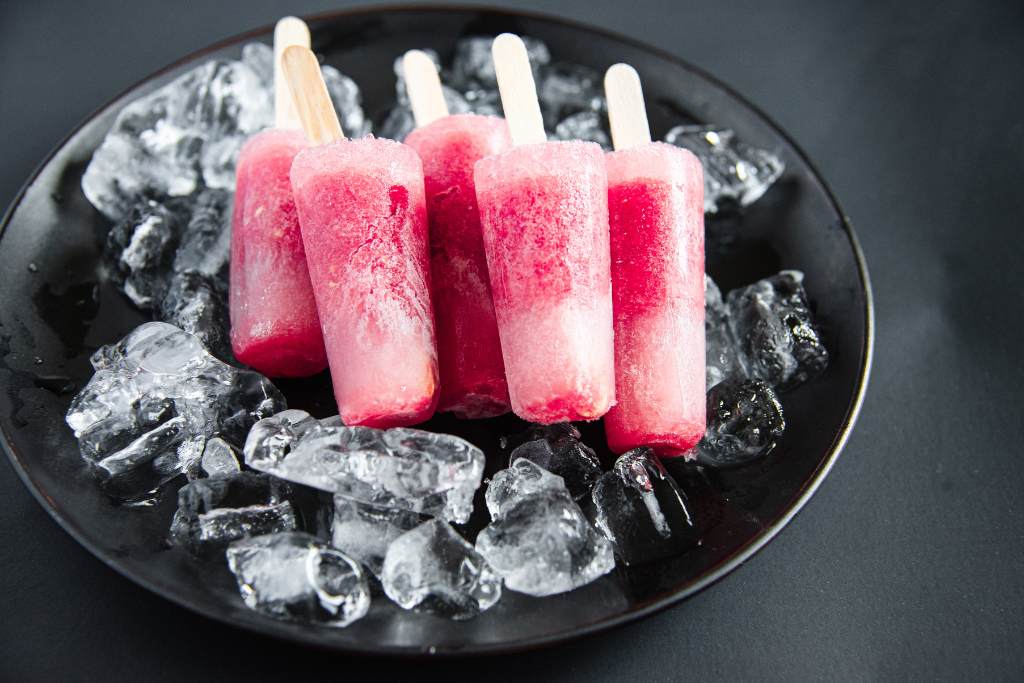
[381,519,502,620]
[664,125,785,214]
[591,448,699,565]
[705,274,742,390]
[508,434,602,502]
[227,531,370,627]
[200,437,242,476]
[486,458,567,519]
[65,322,284,500]
[698,378,786,468]
[169,472,294,554]
[726,270,829,391]
[476,483,614,596]
[244,410,485,523]
[331,496,427,577]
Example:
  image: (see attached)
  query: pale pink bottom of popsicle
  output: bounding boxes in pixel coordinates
[499,299,615,423]
[604,310,705,457]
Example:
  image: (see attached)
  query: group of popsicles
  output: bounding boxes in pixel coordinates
[229,18,706,458]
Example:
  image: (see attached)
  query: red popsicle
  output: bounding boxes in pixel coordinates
[474,35,615,424]
[230,18,326,377]
[402,50,513,418]
[602,64,706,457]
[283,46,438,427]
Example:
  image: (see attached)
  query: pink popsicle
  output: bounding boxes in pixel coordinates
[475,141,615,423]
[405,114,513,418]
[229,128,327,377]
[290,137,438,427]
[603,143,706,456]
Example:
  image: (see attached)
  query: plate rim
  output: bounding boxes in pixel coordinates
[0,2,874,658]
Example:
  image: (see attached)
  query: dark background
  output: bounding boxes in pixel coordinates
[1,0,1022,680]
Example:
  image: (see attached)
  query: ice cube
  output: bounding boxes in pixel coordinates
[172,188,230,279]
[705,274,741,389]
[663,125,785,214]
[82,42,370,221]
[104,200,184,309]
[244,410,485,523]
[159,272,231,362]
[82,55,271,221]
[537,63,605,127]
[381,519,501,620]
[499,422,581,451]
[449,35,550,89]
[227,531,370,627]
[461,87,502,116]
[508,433,602,502]
[331,495,427,577]
[200,437,241,476]
[476,489,614,596]
[66,322,284,499]
[726,270,828,391]
[590,448,699,565]
[697,378,785,468]
[553,111,611,149]
[486,458,567,519]
[169,471,294,553]
[241,42,273,83]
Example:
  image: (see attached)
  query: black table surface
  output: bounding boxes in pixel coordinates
[2,0,1022,680]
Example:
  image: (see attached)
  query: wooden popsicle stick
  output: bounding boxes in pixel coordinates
[281,46,345,145]
[274,17,311,129]
[491,33,546,146]
[403,50,449,129]
[605,63,652,151]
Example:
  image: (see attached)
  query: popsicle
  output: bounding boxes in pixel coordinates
[402,50,513,419]
[229,17,326,377]
[602,64,706,456]
[474,34,614,424]
[283,46,438,427]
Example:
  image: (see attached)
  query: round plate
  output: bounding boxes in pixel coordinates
[0,6,872,656]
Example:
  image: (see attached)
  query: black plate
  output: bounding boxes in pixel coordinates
[0,6,872,656]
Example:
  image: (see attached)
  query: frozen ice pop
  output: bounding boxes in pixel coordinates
[230,17,326,377]
[602,64,706,456]
[402,50,513,418]
[474,34,614,423]
[283,46,438,427]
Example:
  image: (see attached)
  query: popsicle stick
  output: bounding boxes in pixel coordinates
[281,46,345,145]
[274,17,311,129]
[492,33,546,146]
[403,50,449,129]
[605,63,652,151]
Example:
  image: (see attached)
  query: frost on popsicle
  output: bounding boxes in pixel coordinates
[243,410,485,523]
[227,531,370,627]
[65,322,284,500]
